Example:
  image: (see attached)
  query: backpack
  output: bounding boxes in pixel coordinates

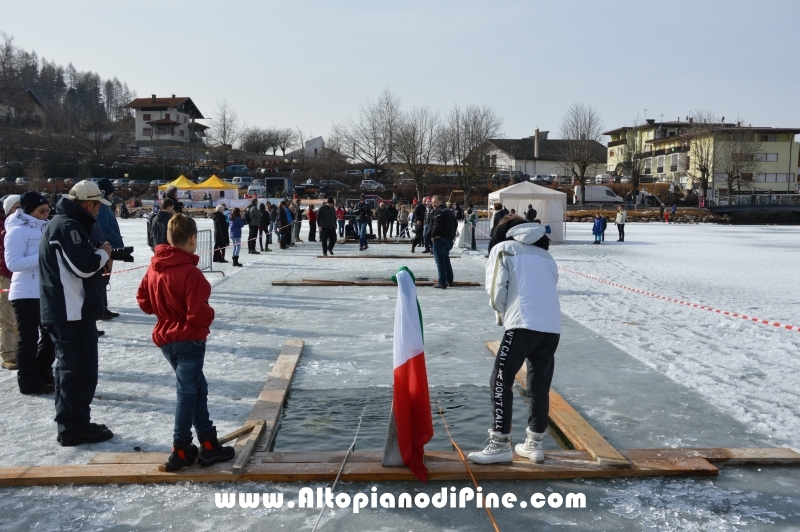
[244,207,252,225]
[146,212,158,249]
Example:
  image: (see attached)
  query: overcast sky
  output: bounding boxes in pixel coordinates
[3,0,799,140]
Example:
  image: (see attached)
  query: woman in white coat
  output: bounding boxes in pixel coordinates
[4,192,55,395]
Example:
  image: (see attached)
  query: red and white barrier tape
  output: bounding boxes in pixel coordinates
[558,266,800,333]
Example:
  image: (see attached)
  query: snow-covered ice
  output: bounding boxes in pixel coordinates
[0,218,797,531]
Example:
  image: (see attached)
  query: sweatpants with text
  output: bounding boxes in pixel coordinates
[490,328,559,435]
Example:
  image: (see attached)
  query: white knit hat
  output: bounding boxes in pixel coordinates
[3,194,20,215]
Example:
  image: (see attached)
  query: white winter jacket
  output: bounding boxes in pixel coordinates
[4,210,48,301]
[615,211,626,224]
[485,223,561,334]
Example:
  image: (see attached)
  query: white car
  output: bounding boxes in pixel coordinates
[360,179,385,192]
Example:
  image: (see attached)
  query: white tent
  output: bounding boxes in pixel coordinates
[488,181,567,242]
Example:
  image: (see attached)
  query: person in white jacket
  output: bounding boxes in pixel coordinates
[615,205,626,242]
[468,217,561,466]
[4,192,55,395]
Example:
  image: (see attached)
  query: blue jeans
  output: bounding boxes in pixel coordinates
[432,238,454,286]
[337,219,345,237]
[161,340,214,443]
[423,224,431,251]
[358,221,368,248]
[231,237,241,256]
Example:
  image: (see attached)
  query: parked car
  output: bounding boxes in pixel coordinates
[63,178,75,187]
[112,178,130,187]
[343,170,363,177]
[231,176,253,188]
[15,177,28,186]
[442,171,462,179]
[152,179,168,185]
[247,185,266,197]
[224,165,249,177]
[492,170,524,184]
[291,169,302,175]
[360,179,385,192]
[47,177,65,183]
[130,179,150,187]
[319,179,348,191]
[0,177,15,184]
[639,176,656,183]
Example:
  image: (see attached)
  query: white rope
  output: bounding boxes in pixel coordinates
[310,404,368,532]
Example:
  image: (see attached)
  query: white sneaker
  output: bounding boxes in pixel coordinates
[467,430,512,465]
[515,427,545,464]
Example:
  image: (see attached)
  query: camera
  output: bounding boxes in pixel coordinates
[111,247,134,262]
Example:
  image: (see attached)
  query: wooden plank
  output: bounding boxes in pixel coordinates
[316,255,460,259]
[622,447,800,465]
[219,425,256,444]
[235,340,304,451]
[232,420,265,475]
[0,450,718,487]
[486,341,630,469]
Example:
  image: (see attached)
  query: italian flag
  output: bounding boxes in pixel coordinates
[391,267,434,482]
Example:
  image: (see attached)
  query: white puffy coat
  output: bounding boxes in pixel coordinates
[4,210,49,301]
[485,223,561,334]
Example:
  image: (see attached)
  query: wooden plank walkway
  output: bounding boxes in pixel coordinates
[0,337,798,487]
[272,279,480,287]
[487,340,630,469]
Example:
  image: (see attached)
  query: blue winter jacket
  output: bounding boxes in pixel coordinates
[592,218,604,235]
[229,216,244,238]
[95,204,124,248]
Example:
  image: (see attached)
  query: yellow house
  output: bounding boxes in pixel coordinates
[604,119,800,195]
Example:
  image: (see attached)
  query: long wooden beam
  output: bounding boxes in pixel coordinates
[486,341,630,469]
[232,420,265,475]
[235,340,304,452]
[0,449,719,487]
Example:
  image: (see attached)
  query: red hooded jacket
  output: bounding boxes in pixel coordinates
[136,244,214,347]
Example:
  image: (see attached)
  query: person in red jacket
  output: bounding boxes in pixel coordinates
[136,214,234,471]
[307,204,317,242]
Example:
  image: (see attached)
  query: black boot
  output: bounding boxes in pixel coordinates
[232,256,243,267]
[197,428,235,466]
[163,440,199,472]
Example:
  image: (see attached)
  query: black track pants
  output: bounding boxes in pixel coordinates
[490,328,559,435]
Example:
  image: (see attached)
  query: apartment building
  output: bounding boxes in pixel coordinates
[124,95,208,146]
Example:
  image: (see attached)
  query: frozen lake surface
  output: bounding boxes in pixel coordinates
[0,219,798,530]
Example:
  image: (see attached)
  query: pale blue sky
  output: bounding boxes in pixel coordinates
[3,0,798,140]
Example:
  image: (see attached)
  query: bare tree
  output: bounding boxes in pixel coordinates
[449,104,503,204]
[620,116,648,199]
[294,127,314,170]
[686,110,719,199]
[715,126,761,194]
[559,103,604,205]
[276,127,296,156]
[207,100,242,169]
[394,106,440,201]
[240,126,271,154]
[337,98,387,174]
[377,88,401,169]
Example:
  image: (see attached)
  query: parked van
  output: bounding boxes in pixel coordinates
[232,176,253,187]
[247,185,266,197]
[573,185,623,203]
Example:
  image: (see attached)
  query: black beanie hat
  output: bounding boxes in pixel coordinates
[20,191,48,214]
[97,178,114,197]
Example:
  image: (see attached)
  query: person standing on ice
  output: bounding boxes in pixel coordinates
[468,217,560,465]
[136,214,235,471]
[615,205,626,242]
[592,213,603,244]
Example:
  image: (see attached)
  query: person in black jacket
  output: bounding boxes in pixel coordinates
[525,204,537,222]
[212,205,230,262]
[39,181,114,446]
[164,185,184,214]
[410,201,427,253]
[491,203,509,237]
[148,198,175,250]
[316,197,337,256]
[258,202,271,252]
[429,195,457,289]
[355,195,372,251]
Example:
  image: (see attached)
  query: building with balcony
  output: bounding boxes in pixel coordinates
[0,89,46,126]
[124,95,207,147]
[604,119,800,195]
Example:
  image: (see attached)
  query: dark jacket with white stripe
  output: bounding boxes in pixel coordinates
[39,198,110,324]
